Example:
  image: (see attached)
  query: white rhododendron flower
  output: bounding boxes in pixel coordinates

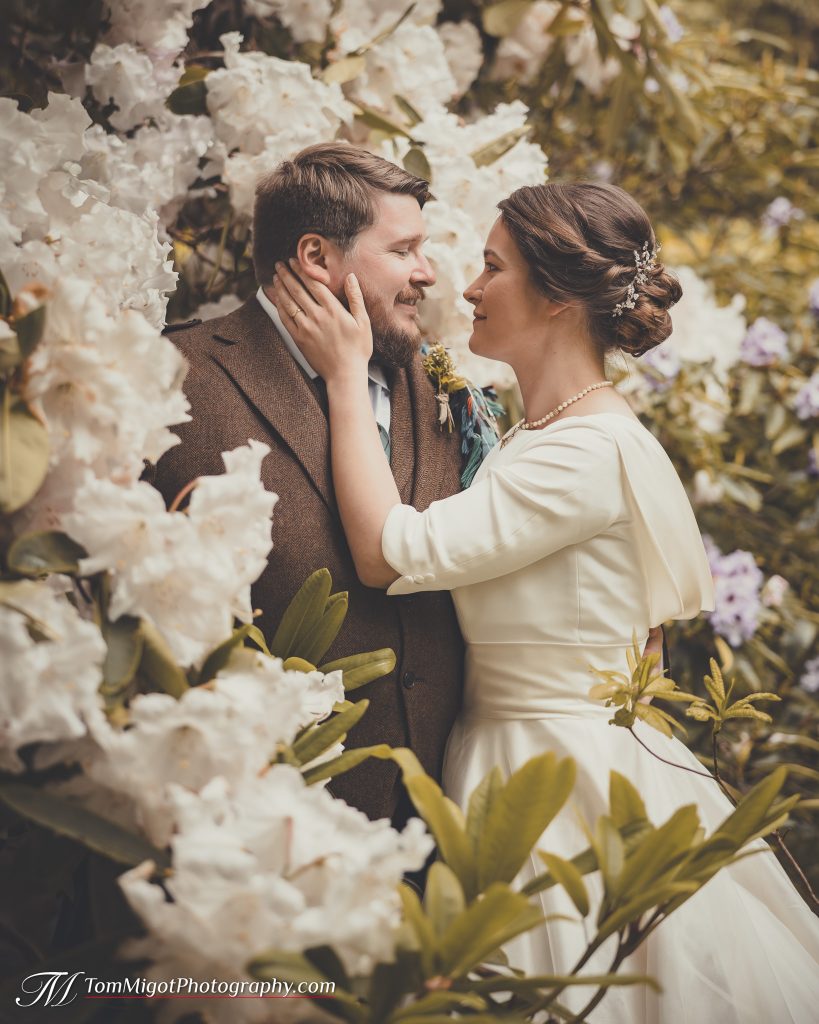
[119,770,434,992]
[63,441,278,666]
[81,116,218,221]
[349,25,458,118]
[84,657,344,845]
[565,26,621,96]
[0,581,106,772]
[437,21,484,96]
[23,276,188,517]
[645,266,747,379]
[490,1,561,84]
[102,0,212,55]
[245,0,334,44]
[85,42,181,131]
[206,32,354,155]
[205,32,354,214]
[331,0,442,54]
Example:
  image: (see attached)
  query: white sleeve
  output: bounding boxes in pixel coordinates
[382,423,623,595]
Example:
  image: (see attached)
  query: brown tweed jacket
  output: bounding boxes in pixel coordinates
[150,296,465,821]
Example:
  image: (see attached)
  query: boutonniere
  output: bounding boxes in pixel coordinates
[421,343,505,488]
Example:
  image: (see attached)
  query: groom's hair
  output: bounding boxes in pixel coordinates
[253,143,432,285]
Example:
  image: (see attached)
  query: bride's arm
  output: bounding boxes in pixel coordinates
[270,261,400,587]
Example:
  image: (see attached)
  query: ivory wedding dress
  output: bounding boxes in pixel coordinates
[381,412,819,1023]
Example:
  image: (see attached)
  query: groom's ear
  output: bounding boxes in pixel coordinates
[296,233,338,287]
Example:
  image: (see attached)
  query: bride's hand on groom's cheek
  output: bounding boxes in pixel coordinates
[270,260,373,381]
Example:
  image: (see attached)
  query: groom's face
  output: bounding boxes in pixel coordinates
[336,193,436,368]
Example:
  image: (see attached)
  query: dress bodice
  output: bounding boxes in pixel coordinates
[381,414,714,716]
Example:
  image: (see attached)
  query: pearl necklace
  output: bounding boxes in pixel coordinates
[500,380,614,448]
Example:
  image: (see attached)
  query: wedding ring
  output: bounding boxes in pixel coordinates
[290,306,304,318]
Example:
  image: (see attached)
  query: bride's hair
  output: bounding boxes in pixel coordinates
[497,182,682,357]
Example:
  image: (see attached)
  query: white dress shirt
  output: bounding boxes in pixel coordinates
[256,286,391,436]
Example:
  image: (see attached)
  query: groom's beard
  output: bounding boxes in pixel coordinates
[356,282,426,369]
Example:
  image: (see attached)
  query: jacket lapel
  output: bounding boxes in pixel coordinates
[388,367,415,505]
[209,297,334,509]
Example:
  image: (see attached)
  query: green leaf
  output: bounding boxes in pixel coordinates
[138,617,189,698]
[0,268,10,319]
[394,95,423,127]
[403,146,432,182]
[319,648,396,691]
[471,126,529,167]
[321,54,366,84]
[14,303,46,360]
[0,328,21,372]
[166,76,209,116]
[437,883,543,977]
[539,852,589,917]
[609,805,701,907]
[0,781,170,869]
[7,530,87,577]
[197,623,255,684]
[298,591,348,665]
[354,105,414,139]
[398,883,435,975]
[292,700,369,765]
[711,766,788,847]
[302,742,394,785]
[101,614,143,695]
[402,773,477,898]
[389,992,488,1020]
[466,765,503,855]
[424,861,466,937]
[0,398,50,514]
[609,771,649,831]
[245,623,270,655]
[269,568,332,659]
[593,815,625,895]
[482,0,532,38]
[477,753,575,890]
[248,949,334,987]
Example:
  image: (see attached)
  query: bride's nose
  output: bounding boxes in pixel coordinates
[463,281,482,306]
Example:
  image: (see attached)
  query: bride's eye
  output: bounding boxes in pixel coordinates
[484,262,498,272]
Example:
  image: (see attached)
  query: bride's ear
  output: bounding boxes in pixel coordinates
[295,234,335,286]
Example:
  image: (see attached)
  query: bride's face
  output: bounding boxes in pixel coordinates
[464,217,555,364]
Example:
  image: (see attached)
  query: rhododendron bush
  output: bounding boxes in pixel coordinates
[1,0,818,1017]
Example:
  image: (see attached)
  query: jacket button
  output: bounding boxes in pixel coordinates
[402,671,416,689]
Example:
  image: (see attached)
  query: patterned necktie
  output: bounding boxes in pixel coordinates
[378,422,391,463]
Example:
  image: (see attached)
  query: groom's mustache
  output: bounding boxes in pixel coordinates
[394,286,426,305]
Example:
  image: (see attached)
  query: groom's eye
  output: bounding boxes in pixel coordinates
[394,250,410,257]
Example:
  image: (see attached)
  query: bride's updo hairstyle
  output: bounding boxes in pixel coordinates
[497,182,682,356]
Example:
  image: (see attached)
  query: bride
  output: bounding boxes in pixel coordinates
[270,180,819,1022]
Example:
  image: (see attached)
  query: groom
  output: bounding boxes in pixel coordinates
[151,144,465,826]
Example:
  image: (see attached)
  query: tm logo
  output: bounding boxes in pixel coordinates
[16,971,85,1008]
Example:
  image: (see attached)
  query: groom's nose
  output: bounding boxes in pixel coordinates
[410,251,436,287]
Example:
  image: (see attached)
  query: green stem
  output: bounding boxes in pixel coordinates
[628,726,714,779]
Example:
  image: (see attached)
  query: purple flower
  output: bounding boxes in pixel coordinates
[641,341,681,385]
[794,372,819,420]
[799,655,819,695]
[658,5,685,43]
[809,278,819,318]
[762,196,805,231]
[740,317,788,367]
[705,540,764,647]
